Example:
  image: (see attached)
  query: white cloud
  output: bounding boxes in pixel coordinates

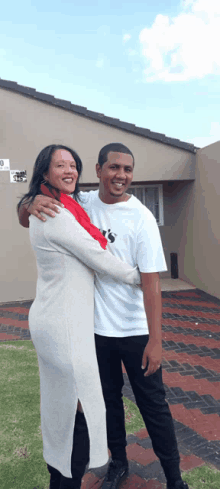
[139,0,220,82]
[96,57,104,68]
[123,34,131,43]
[128,49,137,56]
[188,121,220,147]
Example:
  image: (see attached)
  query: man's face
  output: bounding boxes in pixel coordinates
[96,151,134,204]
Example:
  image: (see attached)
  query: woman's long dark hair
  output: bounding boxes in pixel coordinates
[17,144,83,211]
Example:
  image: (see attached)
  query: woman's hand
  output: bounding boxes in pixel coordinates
[28,195,64,222]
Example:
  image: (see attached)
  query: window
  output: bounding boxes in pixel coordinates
[127,184,164,226]
[79,184,164,226]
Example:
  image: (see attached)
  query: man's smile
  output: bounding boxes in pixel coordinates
[112,182,125,188]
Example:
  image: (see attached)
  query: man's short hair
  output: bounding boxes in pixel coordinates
[98,143,134,168]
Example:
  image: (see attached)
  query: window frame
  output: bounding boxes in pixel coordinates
[79,183,164,226]
[128,183,164,226]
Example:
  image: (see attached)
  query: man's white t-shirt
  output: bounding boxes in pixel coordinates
[79,190,167,337]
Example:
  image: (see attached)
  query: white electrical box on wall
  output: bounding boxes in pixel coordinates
[0,159,10,171]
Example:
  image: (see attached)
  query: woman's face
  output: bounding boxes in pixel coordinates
[44,149,78,194]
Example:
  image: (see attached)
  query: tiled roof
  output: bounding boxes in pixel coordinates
[0,78,197,153]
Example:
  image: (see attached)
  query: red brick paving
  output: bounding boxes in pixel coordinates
[162,298,220,310]
[122,474,163,489]
[82,474,164,489]
[121,474,144,489]
[162,330,220,349]
[82,470,164,489]
[81,453,205,489]
[162,317,220,332]
[0,307,29,314]
[0,317,29,329]
[163,306,220,320]
[180,454,204,471]
[134,428,149,439]
[168,291,202,298]
[143,482,163,489]
[163,370,220,400]
[126,444,205,471]
[126,445,158,465]
[122,362,126,374]
[170,404,220,440]
[81,473,103,489]
[131,396,220,442]
[0,332,21,341]
[163,350,220,372]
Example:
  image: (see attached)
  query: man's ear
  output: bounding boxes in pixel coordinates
[96,163,101,179]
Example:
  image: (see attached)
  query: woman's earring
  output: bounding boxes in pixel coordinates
[42,179,47,184]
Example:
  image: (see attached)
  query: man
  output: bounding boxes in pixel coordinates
[18,143,188,489]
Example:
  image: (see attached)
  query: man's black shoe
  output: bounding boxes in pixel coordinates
[167,480,189,489]
[101,459,129,489]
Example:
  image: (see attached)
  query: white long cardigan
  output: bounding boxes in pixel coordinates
[29,208,140,478]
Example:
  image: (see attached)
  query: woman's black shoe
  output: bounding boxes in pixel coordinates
[101,460,129,489]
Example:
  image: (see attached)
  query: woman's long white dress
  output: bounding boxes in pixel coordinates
[28,208,140,478]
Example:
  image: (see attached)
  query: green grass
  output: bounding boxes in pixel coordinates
[0,340,49,489]
[123,396,145,434]
[0,340,220,489]
[182,465,220,489]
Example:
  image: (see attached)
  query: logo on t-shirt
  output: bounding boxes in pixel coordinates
[100,229,117,243]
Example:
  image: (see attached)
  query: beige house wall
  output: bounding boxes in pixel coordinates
[0,88,196,303]
[0,171,37,303]
[159,181,195,280]
[0,89,195,182]
[160,140,220,301]
[180,142,220,299]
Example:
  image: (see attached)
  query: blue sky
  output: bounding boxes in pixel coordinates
[1,0,220,147]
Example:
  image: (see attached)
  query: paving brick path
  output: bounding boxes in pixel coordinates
[1,289,220,488]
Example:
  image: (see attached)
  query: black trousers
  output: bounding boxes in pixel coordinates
[47,410,89,489]
[95,334,181,485]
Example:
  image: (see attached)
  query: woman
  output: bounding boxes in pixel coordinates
[17,145,140,489]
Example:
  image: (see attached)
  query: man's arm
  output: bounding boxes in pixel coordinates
[18,195,63,228]
[140,272,162,377]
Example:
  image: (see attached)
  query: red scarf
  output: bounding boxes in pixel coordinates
[40,184,107,250]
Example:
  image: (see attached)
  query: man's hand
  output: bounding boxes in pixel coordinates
[141,338,162,377]
[18,195,64,227]
[140,272,162,377]
[28,195,64,222]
